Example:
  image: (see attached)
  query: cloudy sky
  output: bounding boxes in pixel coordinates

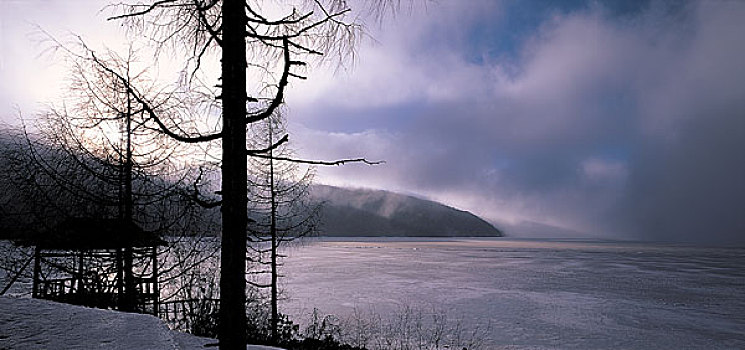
[2,0,744,243]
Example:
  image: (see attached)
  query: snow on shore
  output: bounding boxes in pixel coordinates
[0,296,284,350]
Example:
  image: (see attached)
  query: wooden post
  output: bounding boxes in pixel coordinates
[32,246,41,298]
[152,245,159,316]
[116,247,124,309]
[77,250,85,295]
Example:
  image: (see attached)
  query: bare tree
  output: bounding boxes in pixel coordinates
[245,111,320,342]
[0,41,219,313]
[103,2,380,348]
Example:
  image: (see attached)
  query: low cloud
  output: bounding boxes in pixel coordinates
[289,1,745,243]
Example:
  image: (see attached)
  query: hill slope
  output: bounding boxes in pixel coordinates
[0,130,501,238]
[311,185,502,237]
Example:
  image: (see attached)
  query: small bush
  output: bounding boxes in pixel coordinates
[190,299,220,338]
[335,305,491,350]
[244,305,365,350]
[176,295,487,350]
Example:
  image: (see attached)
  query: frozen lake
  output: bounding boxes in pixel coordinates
[2,237,743,348]
[279,238,745,349]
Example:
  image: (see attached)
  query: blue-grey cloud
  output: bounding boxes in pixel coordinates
[288,0,745,243]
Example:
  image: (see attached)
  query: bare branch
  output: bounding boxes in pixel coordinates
[107,0,182,21]
[251,154,384,166]
[245,37,291,124]
[246,134,288,156]
[193,0,222,46]
[245,281,272,289]
[83,49,222,143]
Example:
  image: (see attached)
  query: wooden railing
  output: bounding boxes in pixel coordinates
[159,298,220,333]
[37,276,159,314]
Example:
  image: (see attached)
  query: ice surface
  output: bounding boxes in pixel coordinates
[280,238,745,349]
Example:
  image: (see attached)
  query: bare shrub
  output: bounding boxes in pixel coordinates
[335,305,492,350]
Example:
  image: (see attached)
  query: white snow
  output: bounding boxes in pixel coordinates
[0,296,284,350]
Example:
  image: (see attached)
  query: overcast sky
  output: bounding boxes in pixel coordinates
[1,0,744,243]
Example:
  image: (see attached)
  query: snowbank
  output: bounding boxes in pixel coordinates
[0,296,284,350]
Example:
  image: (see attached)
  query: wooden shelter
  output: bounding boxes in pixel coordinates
[29,218,162,315]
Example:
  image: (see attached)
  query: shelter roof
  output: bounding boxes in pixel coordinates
[30,218,163,250]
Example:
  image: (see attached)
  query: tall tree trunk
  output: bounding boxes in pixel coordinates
[219,0,248,348]
[123,95,135,312]
[269,125,278,343]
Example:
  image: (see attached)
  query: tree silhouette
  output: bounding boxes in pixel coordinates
[0,42,216,312]
[104,2,378,348]
[246,111,320,342]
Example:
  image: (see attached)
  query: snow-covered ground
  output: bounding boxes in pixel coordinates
[0,296,283,350]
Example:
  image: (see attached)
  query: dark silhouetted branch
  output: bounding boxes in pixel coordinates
[246,134,288,156]
[85,49,222,143]
[246,37,291,124]
[193,0,222,46]
[183,167,222,208]
[107,0,182,20]
[250,153,384,166]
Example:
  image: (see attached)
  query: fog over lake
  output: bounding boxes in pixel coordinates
[279,238,745,349]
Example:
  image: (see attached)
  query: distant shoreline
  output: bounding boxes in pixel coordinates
[299,236,745,250]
